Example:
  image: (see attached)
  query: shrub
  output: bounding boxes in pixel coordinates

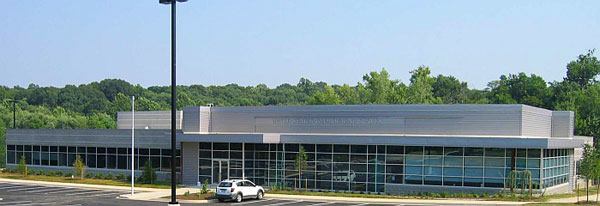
[73,155,86,179]
[105,173,114,180]
[36,169,45,175]
[28,169,35,175]
[459,192,467,198]
[65,172,73,177]
[440,191,449,198]
[197,192,202,198]
[85,172,94,178]
[201,178,209,194]
[16,155,28,176]
[138,160,156,184]
[95,173,104,179]
[46,171,55,176]
[55,171,63,176]
[184,191,190,196]
[482,192,490,198]
[116,174,126,180]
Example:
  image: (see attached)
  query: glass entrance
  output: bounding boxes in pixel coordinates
[212,160,229,184]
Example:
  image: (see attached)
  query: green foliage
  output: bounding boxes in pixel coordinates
[294,146,308,190]
[46,170,55,176]
[184,190,190,196]
[0,125,5,168]
[73,155,86,179]
[55,171,63,176]
[138,160,157,184]
[116,174,126,180]
[85,172,94,178]
[566,49,600,88]
[105,173,114,180]
[36,169,45,175]
[65,172,73,177]
[95,173,104,179]
[201,178,209,194]
[16,155,27,176]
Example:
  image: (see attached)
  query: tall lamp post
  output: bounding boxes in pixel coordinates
[159,0,187,205]
[8,100,18,129]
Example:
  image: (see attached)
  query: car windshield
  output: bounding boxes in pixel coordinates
[218,182,232,187]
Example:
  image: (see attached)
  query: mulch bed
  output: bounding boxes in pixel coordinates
[177,193,215,200]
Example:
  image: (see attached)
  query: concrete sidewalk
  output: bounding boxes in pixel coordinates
[549,194,600,203]
[265,193,532,205]
[0,178,161,192]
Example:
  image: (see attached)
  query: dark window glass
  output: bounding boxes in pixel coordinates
[16,145,23,151]
[285,144,299,152]
[7,151,16,164]
[68,154,76,166]
[42,146,50,152]
[317,154,332,162]
[68,147,76,153]
[161,157,171,171]
[199,142,212,150]
[243,143,254,151]
[107,148,116,154]
[387,146,404,154]
[386,174,403,184]
[350,155,367,163]
[301,144,315,153]
[50,146,58,153]
[59,146,67,153]
[334,145,349,153]
[213,143,228,150]
[317,144,332,153]
[485,148,504,157]
[33,145,40,151]
[230,143,242,151]
[50,153,58,166]
[231,152,242,159]
[118,148,128,155]
[406,146,423,155]
[444,147,463,156]
[386,155,404,164]
[377,145,386,154]
[97,147,106,154]
[7,145,15,150]
[33,152,40,165]
[351,145,367,154]
[464,178,483,187]
[404,176,422,184]
[213,151,228,159]
[333,163,349,171]
[424,176,442,185]
[107,155,116,169]
[162,149,171,156]
[151,157,161,169]
[285,153,297,161]
[528,149,541,158]
[368,145,376,154]
[465,147,483,156]
[86,147,96,153]
[517,149,527,158]
[443,177,463,186]
[351,164,367,173]
[118,156,128,169]
[25,145,32,151]
[199,150,211,159]
[87,155,96,168]
[77,147,86,153]
[59,153,67,166]
[150,149,160,156]
[139,149,149,155]
[425,147,443,155]
[97,155,106,168]
[484,178,504,188]
[333,154,349,162]
[386,165,403,174]
[255,144,268,151]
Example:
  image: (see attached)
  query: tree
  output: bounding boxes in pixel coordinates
[487,73,550,108]
[294,146,308,190]
[433,74,468,104]
[578,144,598,202]
[406,66,441,104]
[16,155,28,176]
[362,68,399,104]
[0,125,5,168]
[139,159,157,184]
[73,155,86,179]
[308,86,340,105]
[337,84,360,104]
[566,50,600,88]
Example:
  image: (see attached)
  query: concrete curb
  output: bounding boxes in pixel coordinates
[264,193,532,205]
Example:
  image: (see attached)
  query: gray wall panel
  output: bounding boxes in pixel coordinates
[118,111,182,130]
[552,111,574,137]
[521,105,552,137]
[182,142,199,185]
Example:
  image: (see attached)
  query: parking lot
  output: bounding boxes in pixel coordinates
[214,198,470,206]
[0,180,168,206]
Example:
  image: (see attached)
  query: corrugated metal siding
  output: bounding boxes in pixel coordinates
[6,129,177,149]
[552,111,574,137]
[209,104,525,136]
[182,107,200,133]
[199,107,211,132]
[117,111,182,130]
[181,142,199,185]
[521,105,552,137]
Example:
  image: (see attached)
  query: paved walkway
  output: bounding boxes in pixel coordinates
[0,178,160,192]
[549,194,600,203]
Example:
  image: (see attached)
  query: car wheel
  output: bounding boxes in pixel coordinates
[236,193,243,202]
[256,191,264,200]
[218,199,225,202]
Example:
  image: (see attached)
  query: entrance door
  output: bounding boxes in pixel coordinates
[213,160,229,184]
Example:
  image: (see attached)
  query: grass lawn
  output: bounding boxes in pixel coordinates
[0,172,174,189]
[525,202,600,206]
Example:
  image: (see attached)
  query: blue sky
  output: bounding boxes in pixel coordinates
[1,1,599,89]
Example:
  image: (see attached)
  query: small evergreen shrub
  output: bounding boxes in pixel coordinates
[36,169,45,175]
[65,172,73,177]
[105,173,114,180]
[116,174,126,180]
[85,172,94,178]
[46,171,55,176]
[440,191,449,198]
[28,169,35,175]
[184,191,190,196]
[95,173,104,179]
[201,179,209,194]
[55,171,63,176]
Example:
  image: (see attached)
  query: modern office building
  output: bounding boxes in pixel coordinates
[5,104,591,195]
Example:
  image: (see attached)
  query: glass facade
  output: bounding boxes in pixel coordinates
[6,144,180,172]
[197,142,566,192]
[542,149,571,188]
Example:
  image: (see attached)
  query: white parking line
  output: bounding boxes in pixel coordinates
[263,200,303,206]
[308,202,335,206]
[350,203,368,206]
[233,199,273,205]
[86,192,122,197]
[0,185,35,190]
[9,186,48,192]
[0,201,32,205]
[28,187,68,193]
[64,190,107,196]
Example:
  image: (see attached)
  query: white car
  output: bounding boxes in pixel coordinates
[215,179,265,203]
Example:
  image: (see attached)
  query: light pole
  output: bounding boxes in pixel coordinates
[8,100,18,129]
[159,0,187,205]
[131,96,135,196]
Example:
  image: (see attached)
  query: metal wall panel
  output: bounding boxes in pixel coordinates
[6,129,178,149]
[181,142,199,185]
[208,104,525,136]
[552,111,574,137]
[521,105,552,137]
[117,111,182,130]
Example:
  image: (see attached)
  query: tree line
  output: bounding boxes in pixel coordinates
[0,50,599,167]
